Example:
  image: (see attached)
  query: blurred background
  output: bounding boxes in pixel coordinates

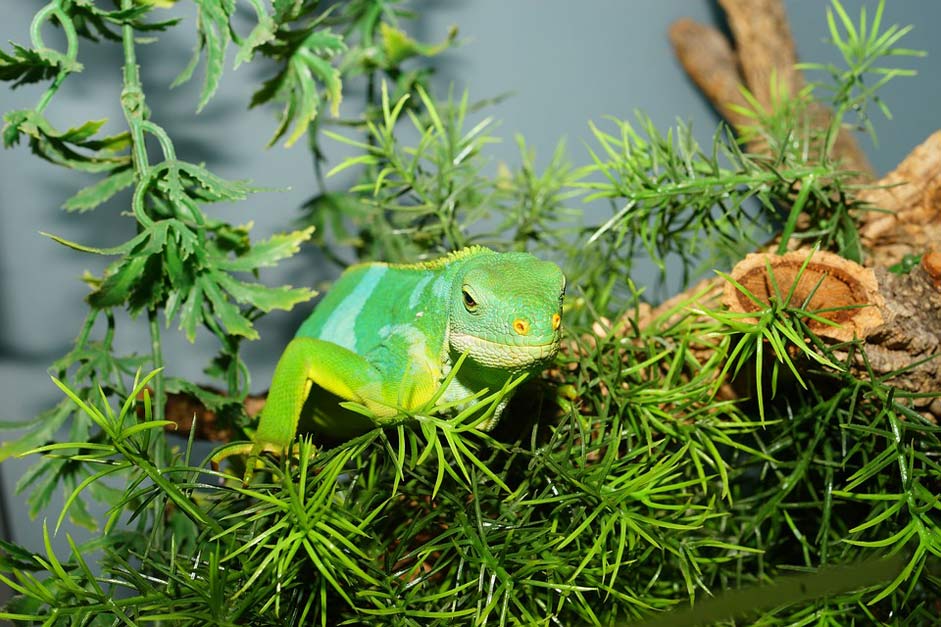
[1,0,939,588]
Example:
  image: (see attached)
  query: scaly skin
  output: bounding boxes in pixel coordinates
[214,246,565,471]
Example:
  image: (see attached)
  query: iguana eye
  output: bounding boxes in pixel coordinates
[462,289,477,311]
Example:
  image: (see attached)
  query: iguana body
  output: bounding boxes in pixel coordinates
[223,246,565,463]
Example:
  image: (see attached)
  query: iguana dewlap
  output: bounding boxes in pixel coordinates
[244,246,565,456]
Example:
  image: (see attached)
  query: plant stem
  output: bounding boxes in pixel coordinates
[120,0,150,175]
[31,3,78,114]
[120,0,164,428]
[141,121,177,162]
[148,308,165,425]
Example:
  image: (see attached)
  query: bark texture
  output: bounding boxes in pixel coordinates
[856,131,941,269]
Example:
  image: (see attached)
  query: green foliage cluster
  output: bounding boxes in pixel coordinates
[1,0,939,625]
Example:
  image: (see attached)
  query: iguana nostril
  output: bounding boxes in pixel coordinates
[551,313,561,330]
[513,318,530,335]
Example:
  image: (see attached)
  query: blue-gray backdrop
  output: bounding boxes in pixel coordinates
[1,1,939,572]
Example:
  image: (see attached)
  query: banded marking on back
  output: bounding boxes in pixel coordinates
[409,274,434,310]
[317,265,387,350]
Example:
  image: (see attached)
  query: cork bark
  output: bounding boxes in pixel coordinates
[720,250,941,417]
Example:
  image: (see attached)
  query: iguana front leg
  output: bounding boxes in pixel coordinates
[212,337,434,476]
[256,337,401,452]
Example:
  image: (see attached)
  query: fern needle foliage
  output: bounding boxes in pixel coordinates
[2,0,940,625]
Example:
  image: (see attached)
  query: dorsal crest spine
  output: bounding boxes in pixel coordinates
[387,246,495,271]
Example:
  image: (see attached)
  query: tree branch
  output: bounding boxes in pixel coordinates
[670,0,874,177]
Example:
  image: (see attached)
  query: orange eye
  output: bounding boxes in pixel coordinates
[513,318,530,336]
[551,313,561,330]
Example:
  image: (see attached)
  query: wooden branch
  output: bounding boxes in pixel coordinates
[662,3,939,418]
[668,19,750,129]
[641,131,941,420]
[857,131,941,269]
[862,263,941,412]
[718,0,804,107]
[669,0,874,178]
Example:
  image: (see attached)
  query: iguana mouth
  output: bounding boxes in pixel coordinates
[450,332,559,369]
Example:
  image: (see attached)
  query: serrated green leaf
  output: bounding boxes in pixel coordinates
[22,459,64,520]
[66,342,148,384]
[62,168,135,212]
[0,43,82,87]
[235,7,276,67]
[84,224,171,309]
[213,227,314,272]
[0,402,72,463]
[272,0,304,21]
[215,271,314,312]
[252,27,346,147]
[73,0,149,20]
[301,49,342,118]
[177,283,205,342]
[129,253,169,312]
[0,539,43,571]
[43,226,147,256]
[68,0,179,42]
[172,35,202,88]
[173,0,235,111]
[4,111,130,172]
[165,377,238,412]
[200,275,257,339]
[175,160,262,201]
[54,119,107,143]
[163,234,194,294]
[282,55,319,147]
[32,140,127,172]
[2,109,30,147]
[379,22,456,67]
[88,254,151,309]
[205,221,251,256]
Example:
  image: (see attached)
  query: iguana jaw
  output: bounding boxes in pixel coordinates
[449,331,559,370]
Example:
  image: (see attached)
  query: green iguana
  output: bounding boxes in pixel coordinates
[215,246,565,469]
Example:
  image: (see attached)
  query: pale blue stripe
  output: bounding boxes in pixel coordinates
[408,274,433,310]
[318,265,387,351]
[432,275,450,300]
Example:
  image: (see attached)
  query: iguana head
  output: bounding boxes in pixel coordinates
[448,252,565,371]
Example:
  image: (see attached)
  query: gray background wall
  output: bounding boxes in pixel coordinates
[1,0,939,574]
